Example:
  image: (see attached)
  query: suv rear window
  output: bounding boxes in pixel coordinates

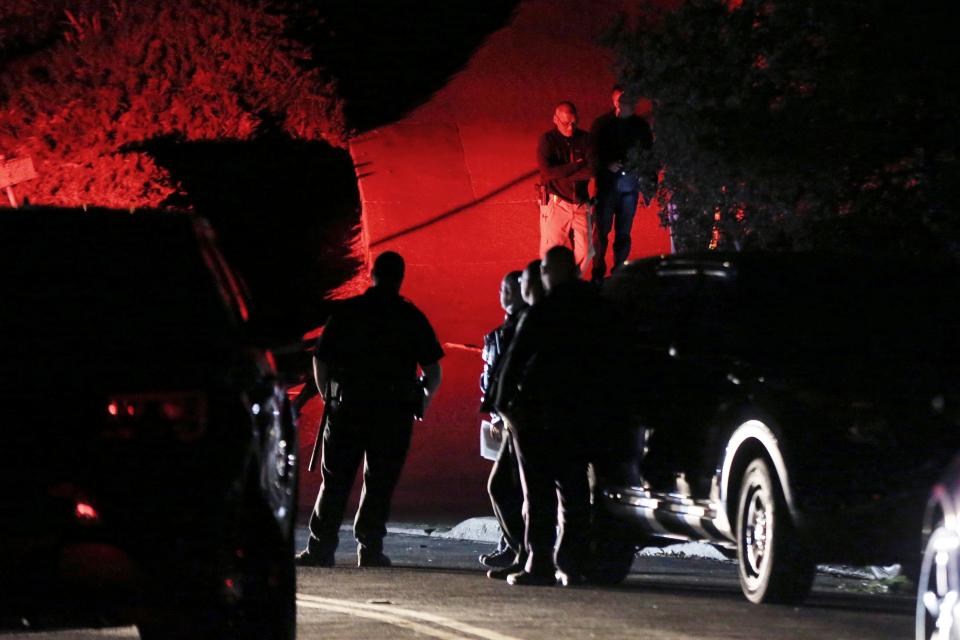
[2,213,240,360]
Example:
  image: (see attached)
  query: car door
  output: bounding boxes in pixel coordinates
[632,261,745,503]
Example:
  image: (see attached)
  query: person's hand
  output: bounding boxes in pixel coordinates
[608,161,623,173]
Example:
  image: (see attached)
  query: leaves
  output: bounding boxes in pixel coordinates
[0,0,345,209]
[610,0,960,256]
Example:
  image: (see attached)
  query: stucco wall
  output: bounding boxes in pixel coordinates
[299,0,672,522]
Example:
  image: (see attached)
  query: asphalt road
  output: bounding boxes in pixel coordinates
[1,533,915,639]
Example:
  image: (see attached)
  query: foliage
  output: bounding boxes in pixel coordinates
[606,0,959,256]
[0,0,345,209]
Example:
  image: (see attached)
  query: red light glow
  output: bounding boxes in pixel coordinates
[161,401,186,421]
[75,501,99,522]
[107,402,119,416]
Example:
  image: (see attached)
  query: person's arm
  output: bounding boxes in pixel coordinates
[569,134,595,181]
[421,361,443,416]
[312,355,329,400]
[479,331,495,397]
[537,134,586,181]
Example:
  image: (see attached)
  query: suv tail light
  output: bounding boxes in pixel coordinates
[105,392,208,442]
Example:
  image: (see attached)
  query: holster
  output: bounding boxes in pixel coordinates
[535,183,548,206]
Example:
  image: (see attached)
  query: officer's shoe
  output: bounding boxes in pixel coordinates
[486,563,524,580]
[357,549,392,568]
[295,549,335,567]
[479,548,515,569]
[505,570,557,586]
[555,568,587,587]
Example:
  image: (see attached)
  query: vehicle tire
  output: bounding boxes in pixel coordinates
[584,505,638,585]
[137,493,295,640]
[915,523,960,640]
[736,458,814,604]
[235,490,297,640]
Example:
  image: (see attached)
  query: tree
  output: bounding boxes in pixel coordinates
[607,0,959,257]
[0,0,345,209]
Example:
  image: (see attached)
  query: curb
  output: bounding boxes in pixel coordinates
[387,517,730,561]
[382,517,902,579]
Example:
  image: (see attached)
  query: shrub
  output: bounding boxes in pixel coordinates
[0,0,345,209]
[607,0,959,257]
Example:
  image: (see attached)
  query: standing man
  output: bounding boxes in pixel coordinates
[519,259,545,307]
[478,271,527,573]
[590,85,655,283]
[495,246,613,586]
[296,251,444,568]
[537,101,595,279]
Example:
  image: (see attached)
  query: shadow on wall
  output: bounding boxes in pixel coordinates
[370,168,539,247]
[292,0,521,131]
[135,133,363,344]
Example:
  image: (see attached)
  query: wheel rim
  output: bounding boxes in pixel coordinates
[918,527,960,640]
[740,480,772,591]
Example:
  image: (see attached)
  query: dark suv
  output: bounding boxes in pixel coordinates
[596,252,960,604]
[0,209,298,638]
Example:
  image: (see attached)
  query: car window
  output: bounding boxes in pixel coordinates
[682,273,738,358]
[2,216,240,362]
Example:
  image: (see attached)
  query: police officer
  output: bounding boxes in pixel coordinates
[495,246,615,586]
[295,251,444,567]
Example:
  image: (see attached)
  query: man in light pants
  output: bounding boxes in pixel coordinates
[536,101,594,278]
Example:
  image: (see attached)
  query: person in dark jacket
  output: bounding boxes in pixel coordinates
[295,251,444,568]
[520,259,545,307]
[495,246,616,586]
[478,271,528,572]
[589,86,655,283]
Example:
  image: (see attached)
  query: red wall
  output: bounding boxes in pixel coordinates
[298,0,673,523]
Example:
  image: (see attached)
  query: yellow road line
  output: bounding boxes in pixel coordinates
[297,594,524,640]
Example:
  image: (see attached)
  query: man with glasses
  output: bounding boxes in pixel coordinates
[536,102,594,279]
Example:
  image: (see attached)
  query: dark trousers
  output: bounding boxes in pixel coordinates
[592,180,640,281]
[307,407,413,555]
[488,428,525,558]
[512,425,591,576]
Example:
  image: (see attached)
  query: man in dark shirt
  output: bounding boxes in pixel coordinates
[478,271,527,572]
[590,86,655,283]
[537,101,595,279]
[495,246,616,586]
[295,251,444,568]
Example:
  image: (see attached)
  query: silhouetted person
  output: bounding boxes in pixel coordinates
[495,246,613,586]
[484,259,548,580]
[590,85,655,282]
[296,251,444,567]
[478,271,528,572]
[537,102,595,279]
[520,259,545,306]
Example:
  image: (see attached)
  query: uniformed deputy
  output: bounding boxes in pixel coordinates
[296,251,444,567]
[495,246,616,586]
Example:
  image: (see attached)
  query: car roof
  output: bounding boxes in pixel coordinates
[623,250,956,277]
[0,206,210,237]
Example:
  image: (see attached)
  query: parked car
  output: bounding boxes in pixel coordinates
[917,455,960,640]
[0,209,298,638]
[594,252,960,604]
